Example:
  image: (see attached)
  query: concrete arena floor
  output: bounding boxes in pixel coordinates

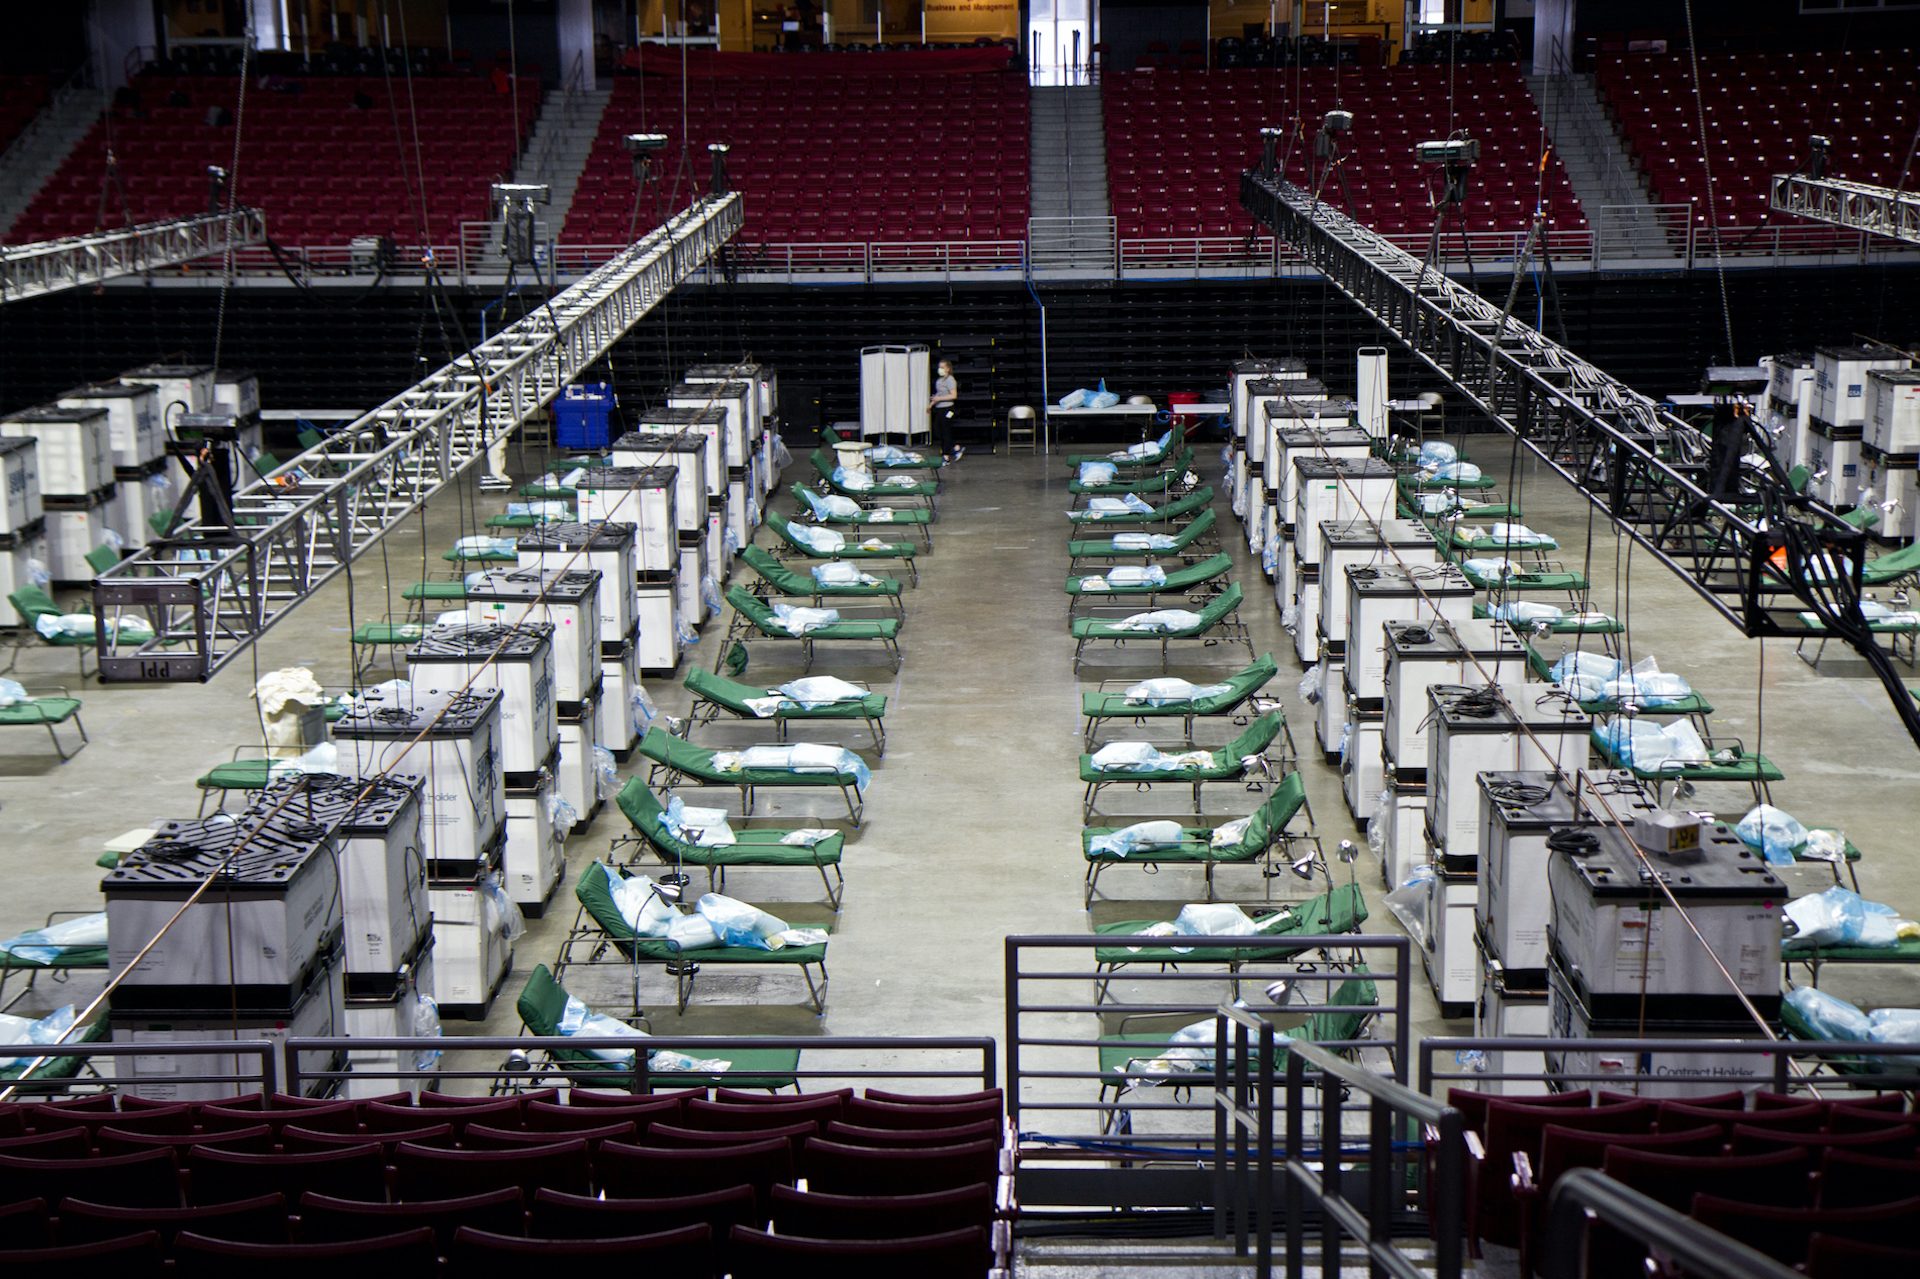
[2,427,1916,1088]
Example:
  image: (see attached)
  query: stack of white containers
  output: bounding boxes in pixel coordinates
[517,521,642,757]
[668,380,755,552]
[103,814,344,1099]
[333,686,512,1020]
[252,772,438,1098]
[686,361,778,519]
[1807,345,1910,508]
[121,362,216,514]
[57,382,163,552]
[575,466,680,673]
[0,405,114,585]
[614,429,713,601]
[1764,353,1815,474]
[1864,368,1920,541]
[0,437,44,626]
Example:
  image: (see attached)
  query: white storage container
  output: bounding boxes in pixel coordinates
[1263,405,1359,492]
[1380,786,1428,890]
[636,581,680,672]
[1420,862,1479,1012]
[111,949,344,1102]
[1356,346,1389,438]
[1766,354,1815,471]
[1427,684,1518,861]
[670,380,753,467]
[1293,561,1322,664]
[1474,937,1551,1094]
[727,471,752,546]
[0,438,42,537]
[1347,565,1476,707]
[1318,520,1441,660]
[574,467,677,575]
[1,406,112,497]
[1866,369,1920,455]
[707,508,727,582]
[597,639,641,755]
[1806,419,1864,507]
[678,535,709,626]
[0,533,49,627]
[1383,617,1526,774]
[212,369,261,420]
[1546,959,1774,1100]
[555,705,599,821]
[1866,451,1919,541]
[1548,823,1783,1015]
[1269,421,1371,513]
[103,816,341,999]
[124,362,215,420]
[516,521,637,651]
[256,773,429,982]
[687,361,777,433]
[1313,655,1347,757]
[429,871,513,1017]
[504,773,565,912]
[334,687,505,872]
[1291,457,1395,565]
[1244,376,1325,465]
[611,430,709,530]
[405,624,557,782]
[463,569,602,710]
[44,496,110,584]
[1477,769,1657,978]
[1229,357,1306,441]
[632,408,727,498]
[342,941,439,1098]
[1342,715,1384,821]
[58,381,160,469]
[1812,345,1908,427]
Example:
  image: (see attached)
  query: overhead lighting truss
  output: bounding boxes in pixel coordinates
[1769,172,1920,247]
[1241,167,1920,745]
[92,192,742,682]
[0,209,267,302]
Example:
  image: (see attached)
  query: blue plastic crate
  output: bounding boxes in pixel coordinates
[556,383,614,450]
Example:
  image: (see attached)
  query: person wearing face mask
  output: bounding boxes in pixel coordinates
[930,358,962,462]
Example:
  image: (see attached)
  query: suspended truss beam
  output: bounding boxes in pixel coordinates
[1242,170,1920,746]
[93,193,742,682]
[0,210,267,302]
[1770,173,1920,246]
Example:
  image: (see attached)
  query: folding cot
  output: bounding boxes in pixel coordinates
[1070,582,1253,672]
[611,777,848,909]
[1589,728,1783,806]
[1521,642,1715,727]
[0,1014,107,1091]
[1067,508,1218,563]
[516,963,802,1088]
[1794,609,1920,669]
[818,428,945,470]
[1078,710,1288,819]
[0,687,88,760]
[1091,882,1367,989]
[1079,650,1281,749]
[0,910,108,1012]
[5,588,104,681]
[789,484,934,548]
[766,510,918,587]
[808,451,938,513]
[1064,484,1214,527]
[1095,972,1378,1131]
[1081,772,1319,903]
[561,862,831,1014]
[683,667,887,757]
[1064,552,1234,614]
[1472,603,1624,639]
[1067,454,1193,501]
[637,727,870,826]
[737,546,904,616]
[1063,423,1187,470]
[722,587,902,675]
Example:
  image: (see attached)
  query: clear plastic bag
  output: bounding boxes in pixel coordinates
[702,575,723,615]
[1124,677,1229,707]
[0,679,26,708]
[0,1005,78,1069]
[1104,565,1167,588]
[1598,718,1708,771]
[769,604,841,635]
[631,686,660,734]
[772,433,792,469]
[592,746,619,800]
[775,676,865,707]
[790,523,845,554]
[546,791,580,840]
[1783,886,1882,947]
[0,912,107,965]
[663,795,736,846]
[1077,461,1119,486]
[1280,604,1299,634]
[1384,864,1436,949]
[1109,609,1202,633]
[1366,792,1389,866]
[1418,440,1458,468]
[608,867,679,936]
[410,994,444,1071]
[695,893,792,950]
[1298,665,1319,704]
[25,559,48,587]
[675,618,699,647]
[1173,902,1260,937]
[1058,388,1090,409]
[1785,986,1871,1040]
[665,913,720,952]
[480,873,527,942]
[1087,819,1188,857]
[1209,816,1252,849]
[1735,804,1808,866]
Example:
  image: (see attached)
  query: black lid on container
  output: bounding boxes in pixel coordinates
[332,687,503,738]
[1233,356,1307,375]
[407,623,553,662]
[666,381,750,401]
[1561,824,1785,900]
[464,568,600,604]
[4,406,106,425]
[611,430,705,454]
[686,362,766,379]
[105,815,332,890]
[516,520,636,552]
[60,382,154,401]
[575,466,677,489]
[633,406,725,429]
[254,772,424,834]
[126,362,214,377]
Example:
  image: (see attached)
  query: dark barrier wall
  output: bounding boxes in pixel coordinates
[0,268,1914,430]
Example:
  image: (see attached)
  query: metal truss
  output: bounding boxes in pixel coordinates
[1770,173,1920,247]
[1243,170,1920,745]
[93,193,742,682]
[0,210,268,302]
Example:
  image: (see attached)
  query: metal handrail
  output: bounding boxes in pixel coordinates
[1419,1034,1920,1096]
[0,1038,280,1104]
[1280,1037,1464,1279]
[1542,1168,1800,1279]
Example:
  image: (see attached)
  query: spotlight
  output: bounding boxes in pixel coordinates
[1335,839,1359,865]
[623,133,668,154]
[708,142,732,195]
[1414,138,1480,166]
[1313,109,1353,161]
[1259,125,1285,176]
[1289,850,1320,881]
[1265,978,1296,1007]
[1807,134,1830,181]
[490,183,551,267]
[205,165,228,216]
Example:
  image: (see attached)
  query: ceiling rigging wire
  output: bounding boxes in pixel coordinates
[210,21,254,374]
[1680,0,1737,366]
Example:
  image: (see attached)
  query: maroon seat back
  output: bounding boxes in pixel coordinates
[1731,1122,1920,1159]
[1817,1149,1920,1208]
[1691,1191,1920,1267]
[823,1119,1001,1148]
[530,1183,760,1239]
[523,1098,679,1134]
[297,1187,524,1248]
[172,1225,438,1276]
[595,1138,794,1212]
[450,1222,713,1267]
[803,1138,998,1197]
[391,1138,589,1201]
[187,1144,384,1207]
[728,1224,987,1279]
[57,1192,288,1247]
[0,1147,182,1209]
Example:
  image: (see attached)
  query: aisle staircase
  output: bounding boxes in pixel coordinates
[1029,85,1115,277]
[1526,71,1668,260]
[0,79,107,239]
[465,81,611,273]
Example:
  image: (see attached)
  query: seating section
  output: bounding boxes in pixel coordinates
[1448,1087,1920,1274]
[10,74,538,247]
[0,1085,1007,1274]
[563,71,1029,246]
[1596,49,1920,226]
[1103,65,1585,240]
[0,75,51,157]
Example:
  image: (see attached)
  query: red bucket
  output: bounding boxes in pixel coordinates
[1166,391,1201,427]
